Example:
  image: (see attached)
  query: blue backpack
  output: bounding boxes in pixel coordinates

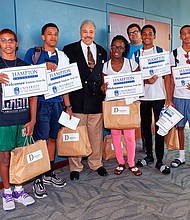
[134,46,163,64]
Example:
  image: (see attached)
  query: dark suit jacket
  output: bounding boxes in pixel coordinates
[63,41,107,114]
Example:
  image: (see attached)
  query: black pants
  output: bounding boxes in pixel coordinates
[140,100,165,161]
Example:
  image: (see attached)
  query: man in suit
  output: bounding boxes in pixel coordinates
[63,20,108,180]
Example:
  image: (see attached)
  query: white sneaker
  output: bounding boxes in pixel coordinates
[2,192,15,211]
[13,189,35,206]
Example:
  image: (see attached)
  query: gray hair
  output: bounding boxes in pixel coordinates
[80,20,96,31]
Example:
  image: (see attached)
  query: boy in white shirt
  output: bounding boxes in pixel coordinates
[170,25,190,168]
[136,24,171,174]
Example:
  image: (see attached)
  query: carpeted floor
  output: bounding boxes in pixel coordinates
[0,129,190,220]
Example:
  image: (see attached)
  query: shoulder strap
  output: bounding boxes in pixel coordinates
[33,46,42,65]
[173,48,178,66]
[107,60,109,69]
[134,49,140,64]
[156,46,163,53]
[129,59,133,72]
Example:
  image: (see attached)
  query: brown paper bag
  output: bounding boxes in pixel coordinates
[57,126,92,157]
[165,127,179,150]
[102,100,140,129]
[10,139,50,184]
[103,135,127,160]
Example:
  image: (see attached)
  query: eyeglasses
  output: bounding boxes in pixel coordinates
[184,53,190,64]
[181,31,190,37]
[0,38,16,44]
[129,30,139,36]
[111,45,125,51]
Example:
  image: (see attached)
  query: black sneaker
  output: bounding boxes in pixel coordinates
[136,156,154,166]
[33,178,47,199]
[155,162,170,174]
[43,171,67,188]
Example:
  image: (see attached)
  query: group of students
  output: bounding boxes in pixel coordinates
[106,23,190,178]
[0,20,108,211]
[0,20,190,212]
[102,24,170,176]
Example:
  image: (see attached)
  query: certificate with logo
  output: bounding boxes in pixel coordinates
[104,71,144,101]
[44,63,82,99]
[156,106,184,133]
[139,51,171,79]
[172,64,190,89]
[2,63,48,100]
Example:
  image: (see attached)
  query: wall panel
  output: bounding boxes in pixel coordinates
[144,0,190,26]
[15,0,107,59]
[0,0,16,30]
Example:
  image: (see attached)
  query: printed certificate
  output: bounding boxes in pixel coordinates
[2,63,48,100]
[104,71,144,101]
[172,64,190,89]
[139,51,171,79]
[156,106,184,133]
[44,63,82,99]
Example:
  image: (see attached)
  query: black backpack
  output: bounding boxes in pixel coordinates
[173,48,178,66]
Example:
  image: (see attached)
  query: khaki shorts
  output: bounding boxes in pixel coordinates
[0,125,25,151]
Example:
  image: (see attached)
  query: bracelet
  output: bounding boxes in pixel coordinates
[65,105,72,109]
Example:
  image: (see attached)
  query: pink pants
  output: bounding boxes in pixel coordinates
[111,129,136,167]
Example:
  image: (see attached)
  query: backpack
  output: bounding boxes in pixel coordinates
[33,46,42,65]
[134,46,163,64]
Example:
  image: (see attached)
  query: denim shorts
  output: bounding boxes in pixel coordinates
[173,97,190,127]
[0,125,25,151]
[33,101,63,140]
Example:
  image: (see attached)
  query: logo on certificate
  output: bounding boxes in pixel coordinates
[14,87,20,95]
[181,80,185,86]
[52,86,57,93]
[114,90,119,96]
[149,69,154,76]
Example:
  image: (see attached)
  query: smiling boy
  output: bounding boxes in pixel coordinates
[135,24,171,174]
[0,28,36,211]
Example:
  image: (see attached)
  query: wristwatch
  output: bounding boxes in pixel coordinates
[65,105,72,109]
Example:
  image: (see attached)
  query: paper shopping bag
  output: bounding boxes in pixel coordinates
[164,127,179,150]
[57,126,92,157]
[10,139,50,184]
[102,100,140,129]
[103,135,127,160]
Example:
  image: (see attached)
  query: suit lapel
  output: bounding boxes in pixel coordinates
[76,42,87,66]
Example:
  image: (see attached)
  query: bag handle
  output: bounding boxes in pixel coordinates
[23,136,35,146]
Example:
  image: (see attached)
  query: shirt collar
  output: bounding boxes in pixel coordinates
[81,41,95,50]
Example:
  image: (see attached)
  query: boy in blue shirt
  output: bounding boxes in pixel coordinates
[126,23,143,59]
[25,23,71,199]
